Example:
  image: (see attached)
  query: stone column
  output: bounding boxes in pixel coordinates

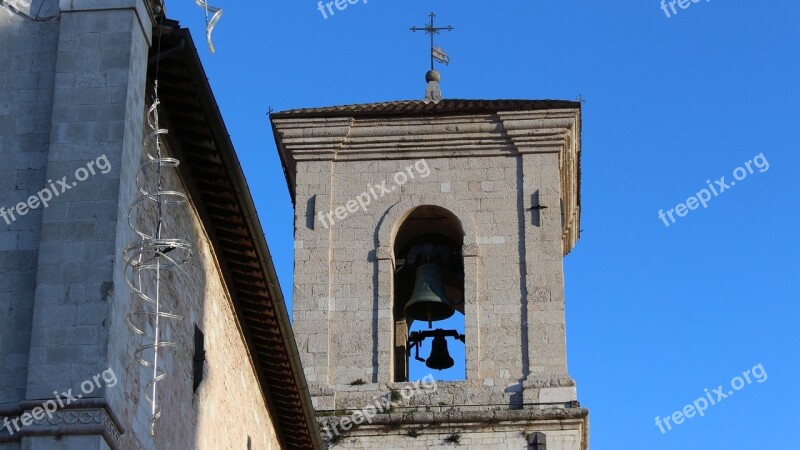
[375,246,393,384]
[462,243,481,381]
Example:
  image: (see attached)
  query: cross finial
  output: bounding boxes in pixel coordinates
[410,12,454,71]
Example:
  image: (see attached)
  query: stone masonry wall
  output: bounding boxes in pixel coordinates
[279,110,587,448]
[23,0,153,421]
[105,104,282,449]
[2,1,284,448]
[101,84,280,449]
[337,427,582,450]
[101,68,280,450]
[0,0,59,407]
[293,154,571,395]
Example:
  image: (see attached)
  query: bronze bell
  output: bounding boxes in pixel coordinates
[404,263,456,324]
[425,334,455,370]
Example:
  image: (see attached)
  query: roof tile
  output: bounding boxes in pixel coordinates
[272,99,580,118]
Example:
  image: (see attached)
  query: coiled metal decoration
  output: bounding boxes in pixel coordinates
[124,82,193,436]
[194,0,223,53]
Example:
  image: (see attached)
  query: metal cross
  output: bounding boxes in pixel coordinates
[410,12,454,71]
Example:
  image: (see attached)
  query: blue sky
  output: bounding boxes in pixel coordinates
[167,1,799,448]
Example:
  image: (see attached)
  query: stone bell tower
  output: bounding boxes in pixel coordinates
[271,96,587,448]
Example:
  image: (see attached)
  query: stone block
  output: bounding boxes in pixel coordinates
[100,47,130,70]
[0,231,17,251]
[538,386,577,403]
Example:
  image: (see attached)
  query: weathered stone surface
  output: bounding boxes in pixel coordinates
[0,1,286,449]
[274,105,587,448]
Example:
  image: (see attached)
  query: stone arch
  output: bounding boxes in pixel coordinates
[377,196,478,251]
[374,195,480,382]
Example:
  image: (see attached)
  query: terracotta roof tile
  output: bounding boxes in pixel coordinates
[272,99,580,118]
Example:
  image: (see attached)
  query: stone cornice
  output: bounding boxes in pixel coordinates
[317,406,589,427]
[273,114,514,163]
[0,400,124,449]
[272,106,582,254]
[272,117,354,161]
[496,109,579,153]
[272,109,579,161]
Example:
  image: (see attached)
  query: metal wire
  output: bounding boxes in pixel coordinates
[194,0,222,53]
[124,82,193,436]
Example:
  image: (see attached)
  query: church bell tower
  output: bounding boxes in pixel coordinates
[271,94,587,448]
[270,14,587,448]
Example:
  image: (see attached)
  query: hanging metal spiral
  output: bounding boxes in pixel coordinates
[124,82,193,436]
[194,0,223,53]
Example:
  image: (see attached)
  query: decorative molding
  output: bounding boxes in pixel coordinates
[496,110,579,154]
[273,107,581,254]
[275,114,516,163]
[0,403,123,449]
[272,117,353,162]
[316,405,588,428]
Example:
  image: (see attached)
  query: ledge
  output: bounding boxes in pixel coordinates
[0,399,124,449]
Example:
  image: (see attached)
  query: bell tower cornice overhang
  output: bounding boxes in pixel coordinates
[271,99,581,254]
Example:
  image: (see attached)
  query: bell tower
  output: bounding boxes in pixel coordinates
[271,97,587,448]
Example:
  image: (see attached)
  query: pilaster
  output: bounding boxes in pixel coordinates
[18,1,154,447]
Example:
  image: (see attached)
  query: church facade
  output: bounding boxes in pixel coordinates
[272,98,588,449]
[0,1,320,449]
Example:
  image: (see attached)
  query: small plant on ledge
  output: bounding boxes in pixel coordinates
[349,379,367,386]
[406,428,421,438]
[444,433,461,445]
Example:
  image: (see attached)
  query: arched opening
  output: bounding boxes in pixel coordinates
[392,206,466,382]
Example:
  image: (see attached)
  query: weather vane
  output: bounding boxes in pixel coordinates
[411,12,454,71]
[411,13,453,103]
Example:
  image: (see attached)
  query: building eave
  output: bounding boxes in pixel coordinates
[149,19,322,449]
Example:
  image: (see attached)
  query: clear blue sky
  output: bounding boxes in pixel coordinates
[167,1,799,448]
